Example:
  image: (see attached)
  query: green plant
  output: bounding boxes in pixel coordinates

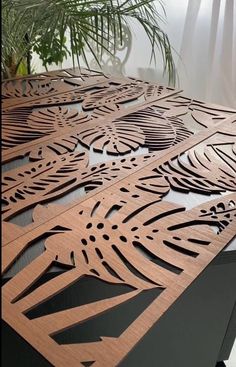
[2,0,176,83]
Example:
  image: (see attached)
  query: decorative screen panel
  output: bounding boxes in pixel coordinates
[2,68,236,367]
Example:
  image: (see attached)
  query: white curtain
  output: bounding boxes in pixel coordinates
[109,0,236,108]
[112,0,236,108]
[174,0,236,108]
[32,0,236,108]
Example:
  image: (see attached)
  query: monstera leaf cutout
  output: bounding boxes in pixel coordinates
[27,106,90,133]
[28,134,82,160]
[189,101,236,128]
[78,108,192,154]
[109,138,236,205]
[78,106,193,154]
[2,107,43,150]
[79,122,145,154]
[152,141,236,194]
[2,106,90,151]
[117,106,193,151]
[5,193,235,317]
[90,103,121,119]
[82,84,144,110]
[152,95,236,129]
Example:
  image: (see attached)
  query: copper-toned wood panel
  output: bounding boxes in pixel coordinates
[1,69,236,367]
[2,68,115,109]
[2,153,158,221]
[2,81,177,161]
[3,86,235,164]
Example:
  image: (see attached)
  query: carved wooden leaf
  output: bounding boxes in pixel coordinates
[153,95,236,128]
[28,135,82,161]
[82,84,144,110]
[90,104,121,119]
[27,106,89,132]
[2,154,155,221]
[190,104,236,127]
[24,89,84,108]
[153,141,236,193]
[23,79,119,108]
[2,152,88,220]
[78,122,145,154]
[79,106,193,155]
[2,107,42,150]
[2,106,90,151]
[115,175,170,204]
[123,196,236,261]
[5,193,235,318]
[2,79,56,99]
[144,84,175,99]
[117,106,193,151]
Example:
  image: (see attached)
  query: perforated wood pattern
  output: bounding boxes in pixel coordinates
[2,68,236,367]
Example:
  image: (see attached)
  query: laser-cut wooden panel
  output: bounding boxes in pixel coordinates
[2,78,80,109]
[2,78,176,159]
[2,153,156,221]
[1,68,236,367]
[2,68,116,109]
[2,81,235,164]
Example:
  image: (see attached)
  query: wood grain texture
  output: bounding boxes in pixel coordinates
[2,81,176,161]
[2,153,157,221]
[1,68,236,367]
[2,85,235,164]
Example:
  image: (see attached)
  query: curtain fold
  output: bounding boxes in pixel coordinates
[31,0,236,108]
[176,0,236,107]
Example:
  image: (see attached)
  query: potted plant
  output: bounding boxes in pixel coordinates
[2,0,176,83]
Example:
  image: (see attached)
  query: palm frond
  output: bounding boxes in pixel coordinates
[2,0,176,83]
